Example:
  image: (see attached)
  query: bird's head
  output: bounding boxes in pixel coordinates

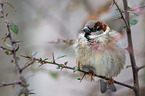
[82,20,110,40]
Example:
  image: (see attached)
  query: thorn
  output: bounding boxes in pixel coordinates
[38,64,43,67]
[77,62,80,70]
[112,16,121,21]
[52,52,55,63]
[109,1,115,9]
[125,47,130,51]
[80,73,86,83]
[60,67,63,72]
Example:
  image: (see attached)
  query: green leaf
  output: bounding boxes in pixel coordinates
[0,16,4,18]
[126,65,132,69]
[31,52,38,57]
[15,46,19,52]
[77,78,81,80]
[56,55,66,59]
[40,58,42,61]
[5,51,9,55]
[44,58,48,60]
[17,57,20,61]
[26,84,29,87]
[18,91,23,96]
[73,66,77,69]
[38,58,42,63]
[130,19,138,26]
[10,59,14,63]
[9,22,19,34]
[4,40,12,47]
[123,25,126,29]
[69,39,73,42]
[56,66,60,69]
[73,68,78,73]
[116,8,122,10]
[64,61,68,65]
[5,13,8,17]
[16,87,23,96]
[57,38,60,42]
[50,72,58,79]
[128,6,131,10]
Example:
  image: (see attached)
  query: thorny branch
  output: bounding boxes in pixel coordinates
[113,0,141,96]
[0,2,21,74]
[0,1,34,96]
[21,55,134,89]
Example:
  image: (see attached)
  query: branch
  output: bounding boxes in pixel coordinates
[113,0,140,96]
[138,65,145,71]
[0,81,21,87]
[122,0,139,96]
[21,55,134,89]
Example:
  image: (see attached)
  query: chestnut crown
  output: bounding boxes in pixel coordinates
[82,20,108,33]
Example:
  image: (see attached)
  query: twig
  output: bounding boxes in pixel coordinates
[47,39,74,45]
[21,55,134,89]
[0,81,21,87]
[20,60,35,73]
[111,16,122,21]
[0,46,11,51]
[130,4,145,11]
[112,0,129,29]
[138,65,145,71]
[122,4,145,13]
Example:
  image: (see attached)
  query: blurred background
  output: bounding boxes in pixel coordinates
[0,0,145,96]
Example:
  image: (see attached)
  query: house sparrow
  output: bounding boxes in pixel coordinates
[74,20,126,93]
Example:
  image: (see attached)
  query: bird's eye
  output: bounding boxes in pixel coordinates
[88,26,93,31]
[93,26,100,31]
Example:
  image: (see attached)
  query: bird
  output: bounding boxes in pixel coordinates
[74,20,126,93]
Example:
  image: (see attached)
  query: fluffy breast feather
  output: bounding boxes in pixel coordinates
[74,31,126,77]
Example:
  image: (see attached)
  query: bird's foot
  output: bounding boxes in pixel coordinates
[89,72,94,81]
[107,77,114,88]
[79,72,94,83]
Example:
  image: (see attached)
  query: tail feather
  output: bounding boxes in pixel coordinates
[100,79,116,93]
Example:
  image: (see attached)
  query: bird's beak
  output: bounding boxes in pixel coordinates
[82,27,91,33]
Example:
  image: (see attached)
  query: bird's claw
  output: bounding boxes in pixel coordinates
[107,77,114,88]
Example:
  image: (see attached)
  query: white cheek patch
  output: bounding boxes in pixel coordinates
[89,31,104,39]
